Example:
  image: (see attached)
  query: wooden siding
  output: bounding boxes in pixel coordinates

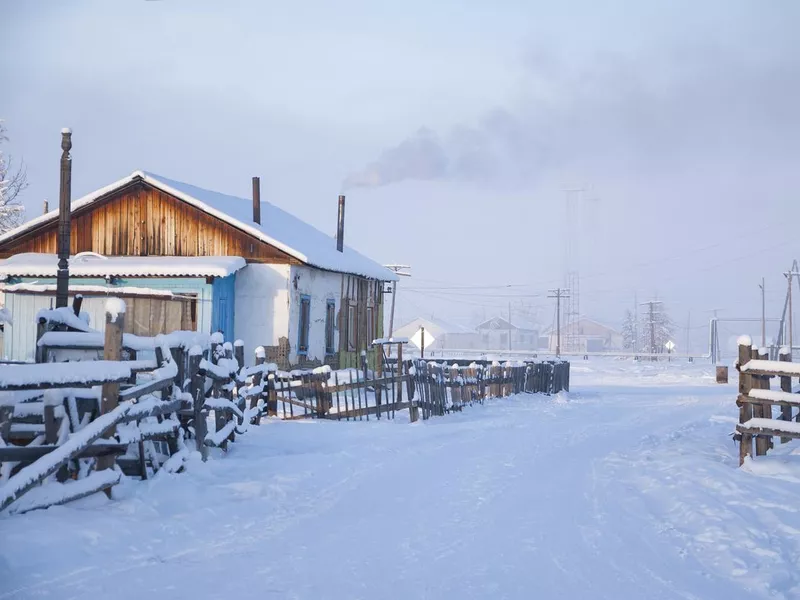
[0,182,301,264]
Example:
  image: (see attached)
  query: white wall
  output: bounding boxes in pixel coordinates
[1,293,111,362]
[234,263,291,360]
[287,265,342,364]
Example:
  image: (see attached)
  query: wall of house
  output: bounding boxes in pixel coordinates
[233,263,291,360]
[1,276,214,361]
[287,265,342,366]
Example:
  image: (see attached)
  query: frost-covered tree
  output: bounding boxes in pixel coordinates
[0,121,27,233]
[639,306,675,354]
[622,309,637,350]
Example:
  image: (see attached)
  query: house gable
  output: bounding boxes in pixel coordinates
[0,180,301,264]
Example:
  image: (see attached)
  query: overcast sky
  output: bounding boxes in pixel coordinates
[2,0,799,353]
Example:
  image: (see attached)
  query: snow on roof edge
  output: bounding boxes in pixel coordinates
[0,171,396,281]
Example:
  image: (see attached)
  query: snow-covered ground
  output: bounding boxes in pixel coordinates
[3,359,800,599]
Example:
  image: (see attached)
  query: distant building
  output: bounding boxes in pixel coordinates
[544,317,623,353]
[392,317,479,352]
[474,316,539,351]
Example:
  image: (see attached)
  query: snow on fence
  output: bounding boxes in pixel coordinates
[0,304,570,514]
[735,336,800,465]
[0,304,270,514]
[265,354,570,423]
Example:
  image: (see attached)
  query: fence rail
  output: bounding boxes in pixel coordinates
[735,337,800,465]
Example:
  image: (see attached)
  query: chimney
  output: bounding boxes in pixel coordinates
[43,200,49,215]
[251,176,261,225]
[55,128,72,309]
[336,194,345,252]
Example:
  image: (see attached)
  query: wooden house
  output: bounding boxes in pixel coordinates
[0,171,396,365]
[392,317,479,353]
[475,316,539,352]
[543,317,623,353]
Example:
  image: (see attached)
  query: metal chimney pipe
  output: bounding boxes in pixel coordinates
[55,128,72,309]
[43,200,49,215]
[252,176,261,225]
[336,194,345,252]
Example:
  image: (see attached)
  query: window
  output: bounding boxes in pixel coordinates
[347,302,356,351]
[298,295,311,354]
[325,300,336,355]
[366,306,374,345]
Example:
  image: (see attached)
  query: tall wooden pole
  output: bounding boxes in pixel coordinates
[55,128,73,308]
[789,273,793,357]
[760,277,766,348]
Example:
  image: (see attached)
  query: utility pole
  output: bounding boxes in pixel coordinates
[508,301,512,352]
[548,288,570,357]
[759,277,766,348]
[634,293,640,354]
[789,271,794,355]
[640,300,664,360]
[686,311,691,356]
[383,264,411,357]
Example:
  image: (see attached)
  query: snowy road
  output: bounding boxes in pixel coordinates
[3,361,800,599]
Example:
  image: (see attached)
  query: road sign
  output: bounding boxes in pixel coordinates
[411,328,435,350]
[665,340,675,351]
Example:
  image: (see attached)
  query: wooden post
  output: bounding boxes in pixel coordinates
[55,128,72,309]
[375,343,384,414]
[780,347,792,443]
[753,347,770,456]
[234,340,245,372]
[97,300,124,474]
[738,338,754,466]
[410,358,419,423]
[420,327,425,359]
[72,294,83,318]
[188,348,207,461]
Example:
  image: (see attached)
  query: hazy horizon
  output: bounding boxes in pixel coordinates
[2,0,799,354]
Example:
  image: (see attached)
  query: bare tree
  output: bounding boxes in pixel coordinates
[0,121,27,233]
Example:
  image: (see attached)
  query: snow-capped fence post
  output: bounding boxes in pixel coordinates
[98,299,125,474]
[234,340,245,373]
[780,347,793,443]
[737,337,754,465]
[188,347,208,461]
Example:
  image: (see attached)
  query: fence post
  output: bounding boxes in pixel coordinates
[406,359,419,423]
[752,347,770,456]
[97,299,125,474]
[737,338,753,466]
[188,347,208,461]
[780,346,792,443]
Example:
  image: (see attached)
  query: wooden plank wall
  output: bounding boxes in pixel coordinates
[0,183,302,263]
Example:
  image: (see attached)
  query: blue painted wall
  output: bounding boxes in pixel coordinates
[211,274,236,341]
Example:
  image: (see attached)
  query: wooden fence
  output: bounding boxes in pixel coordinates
[735,337,800,465]
[0,306,570,514]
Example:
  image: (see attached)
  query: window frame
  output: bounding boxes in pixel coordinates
[325,299,336,355]
[366,305,374,345]
[347,302,357,352]
[297,294,311,355]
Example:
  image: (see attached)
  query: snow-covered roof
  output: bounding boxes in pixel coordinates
[542,317,620,336]
[0,171,397,281]
[475,316,538,332]
[0,253,245,280]
[393,316,474,338]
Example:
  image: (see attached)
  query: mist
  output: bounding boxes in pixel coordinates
[2,0,799,356]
